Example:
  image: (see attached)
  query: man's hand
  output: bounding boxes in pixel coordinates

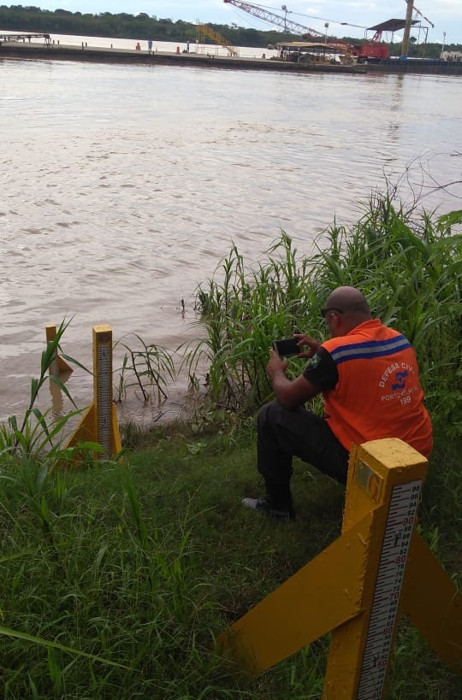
[266,345,320,411]
[266,348,288,382]
[293,333,320,359]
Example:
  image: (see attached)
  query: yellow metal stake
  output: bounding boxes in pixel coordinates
[324,440,428,698]
[217,438,462,696]
[66,325,121,460]
[45,324,73,375]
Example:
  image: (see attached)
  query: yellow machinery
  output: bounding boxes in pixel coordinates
[196,22,239,56]
[217,438,462,697]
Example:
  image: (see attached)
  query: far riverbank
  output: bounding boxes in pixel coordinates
[2,39,462,75]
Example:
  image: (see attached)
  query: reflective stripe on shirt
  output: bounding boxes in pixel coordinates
[329,334,411,365]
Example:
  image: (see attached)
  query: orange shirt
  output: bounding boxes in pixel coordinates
[321,320,433,456]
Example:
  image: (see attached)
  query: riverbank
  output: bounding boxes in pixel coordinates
[3,40,461,75]
[1,193,461,695]
[1,414,461,698]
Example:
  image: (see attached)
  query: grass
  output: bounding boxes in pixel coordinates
[0,417,461,698]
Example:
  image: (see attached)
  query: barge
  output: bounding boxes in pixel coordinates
[1,40,461,76]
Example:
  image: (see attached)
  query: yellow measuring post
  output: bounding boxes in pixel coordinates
[45,324,73,375]
[217,438,462,697]
[66,325,122,460]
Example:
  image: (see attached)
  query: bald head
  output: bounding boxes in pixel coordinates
[324,286,372,334]
[326,286,370,314]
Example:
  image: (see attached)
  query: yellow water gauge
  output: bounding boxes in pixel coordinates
[66,325,121,460]
[217,438,462,697]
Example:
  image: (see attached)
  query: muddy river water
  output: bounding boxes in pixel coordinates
[1,47,461,424]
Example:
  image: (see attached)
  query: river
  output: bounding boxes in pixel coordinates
[1,36,461,424]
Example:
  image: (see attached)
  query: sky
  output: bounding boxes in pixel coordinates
[18,2,462,45]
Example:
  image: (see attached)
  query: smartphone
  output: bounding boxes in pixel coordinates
[273,337,299,357]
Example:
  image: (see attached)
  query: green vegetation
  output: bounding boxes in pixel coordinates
[190,193,462,434]
[0,5,294,49]
[1,420,461,697]
[114,333,176,404]
[1,192,461,697]
[0,5,460,56]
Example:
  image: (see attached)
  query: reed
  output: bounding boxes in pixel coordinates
[0,319,101,470]
[114,333,176,404]
[183,235,318,412]
[187,194,462,430]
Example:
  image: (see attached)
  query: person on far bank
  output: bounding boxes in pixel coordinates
[243,286,433,520]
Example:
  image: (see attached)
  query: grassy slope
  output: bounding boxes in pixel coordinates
[1,418,461,698]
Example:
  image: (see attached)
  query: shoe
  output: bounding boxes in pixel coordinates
[242,497,294,521]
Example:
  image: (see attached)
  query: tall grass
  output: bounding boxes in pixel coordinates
[187,194,462,430]
[0,461,222,698]
[183,234,321,412]
[114,334,176,404]
[0,319,98,468]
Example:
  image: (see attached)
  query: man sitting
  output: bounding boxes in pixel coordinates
[243,286,433,520]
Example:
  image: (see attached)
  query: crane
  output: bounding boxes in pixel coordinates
[223,0,354,52]
[223,0,392,61]
[223,0,324,41]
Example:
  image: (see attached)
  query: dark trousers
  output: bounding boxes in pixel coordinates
[257,400,349,510]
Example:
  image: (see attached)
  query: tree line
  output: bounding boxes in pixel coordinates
[0,5,459,57]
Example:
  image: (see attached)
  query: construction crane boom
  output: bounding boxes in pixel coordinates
[223,0,324,40]
[223,0,393,61]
